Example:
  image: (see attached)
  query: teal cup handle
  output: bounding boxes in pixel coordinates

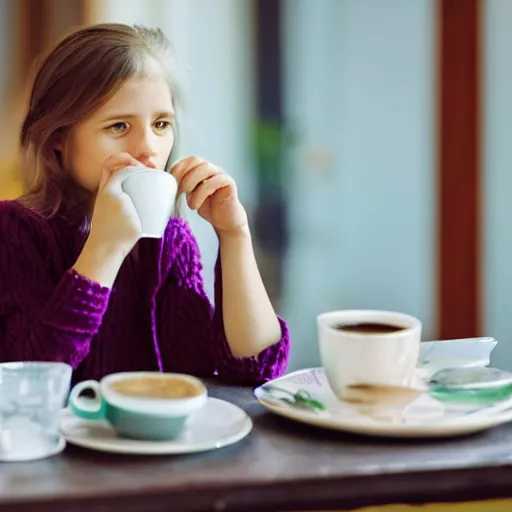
[69,380,106,420]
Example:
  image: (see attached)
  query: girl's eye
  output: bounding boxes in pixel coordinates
[107,122,128,133]
[154,120,172,130]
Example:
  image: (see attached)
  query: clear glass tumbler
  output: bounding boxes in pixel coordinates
[0,361,72,461]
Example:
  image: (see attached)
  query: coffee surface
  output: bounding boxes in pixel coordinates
[109,377,203,399]
[334,323,406,335]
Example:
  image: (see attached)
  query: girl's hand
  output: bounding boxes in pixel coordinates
[171,156,248,237]
[88,152,143,256]
[74,153,145,286]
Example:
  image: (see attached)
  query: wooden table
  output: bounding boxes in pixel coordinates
[2,380,512,512]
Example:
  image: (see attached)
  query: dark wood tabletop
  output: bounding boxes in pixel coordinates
[2,380,512,512]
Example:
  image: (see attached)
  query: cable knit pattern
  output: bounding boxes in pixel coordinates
[0,200,290,385]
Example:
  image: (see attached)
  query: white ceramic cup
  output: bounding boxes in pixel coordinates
[317,310,422,401]
[120,167,178,238]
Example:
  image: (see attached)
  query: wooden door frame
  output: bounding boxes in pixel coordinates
[437,0,482,339]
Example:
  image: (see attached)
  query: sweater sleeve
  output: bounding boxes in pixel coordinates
[0,203,111,368]
[156,218,290,385]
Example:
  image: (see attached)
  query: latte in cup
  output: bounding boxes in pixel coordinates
[69,372,207,440]
[109,375,204,400]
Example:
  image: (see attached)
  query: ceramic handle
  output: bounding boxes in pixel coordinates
[69,380,105,420]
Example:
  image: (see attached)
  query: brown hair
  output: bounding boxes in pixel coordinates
[19,23,180,218]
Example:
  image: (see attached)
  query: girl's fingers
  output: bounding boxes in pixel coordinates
[170,156,206,184]
[187,174,235,210]
[179,162,221,195]
[99,153,140,191]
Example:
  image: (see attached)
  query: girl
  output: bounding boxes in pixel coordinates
[0,23,290,385]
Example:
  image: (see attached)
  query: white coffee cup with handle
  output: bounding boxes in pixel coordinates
[317,310,422,402]
[119,167,178,238]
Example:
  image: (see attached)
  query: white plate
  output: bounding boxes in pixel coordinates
[60,397,252,455]
[255,368,512,438]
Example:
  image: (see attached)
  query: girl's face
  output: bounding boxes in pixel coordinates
[62,76,175,192]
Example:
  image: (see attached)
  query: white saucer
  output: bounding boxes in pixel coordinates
[60,397,252,455]
[255,368,512,439]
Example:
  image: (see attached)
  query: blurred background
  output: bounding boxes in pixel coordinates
[0,0,510,372]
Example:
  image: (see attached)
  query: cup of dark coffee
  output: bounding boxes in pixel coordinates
[68,372,207,440]
[317,310,422,402]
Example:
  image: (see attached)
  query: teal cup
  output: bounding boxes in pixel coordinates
[68,372,207,441]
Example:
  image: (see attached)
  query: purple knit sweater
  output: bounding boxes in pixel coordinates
[0,201,290,385]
